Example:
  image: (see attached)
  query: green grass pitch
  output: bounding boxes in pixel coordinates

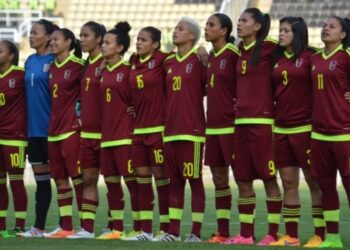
[1,182,349,250]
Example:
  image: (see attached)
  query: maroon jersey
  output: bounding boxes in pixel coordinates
[100,60,133,147]
[129,50,169,134]
[206,43,239,133]
[311,45,350,136]
[163,48,206,142]
[235,38,277,124]
[80,53,103,138]
[273,50,313,128]
[0,66,26,141]
[48,55,84,138]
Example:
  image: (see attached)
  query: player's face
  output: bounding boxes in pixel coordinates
[29,23,50,50]
[205,15,226,42]
[0,42,13,66]
[80,25,101,53]
[50,30,71,55]
[279,22,294,48]
[136,30,158,57]
[237,12,261,39]
[321,18,346,44]
[173,21,195,46]
[101,33,122,59]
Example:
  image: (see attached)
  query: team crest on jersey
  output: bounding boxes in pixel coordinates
[64,70,71,79]
[43,63,50,72]
[295,58,303,68]
[186,63,193,73]
[220,59,227,70]
[8,79,15,88]
[116,72,124,82]
[329,60,337,71]
[148,60,155,69]
[95,67,101,77]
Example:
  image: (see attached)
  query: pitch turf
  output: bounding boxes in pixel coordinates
[1,182,349,250]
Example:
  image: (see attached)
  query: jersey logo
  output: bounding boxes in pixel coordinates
[220,59,227,70]
[311,65,315,71]
[95,67,101,77]
[8,79,15,88]
[116,72,124,82]
[148,60,155,69]
[208,63,211,68]
[167,68,172,74]
[100,77,104,83]
[274,63,278,68]
[43,63,50,72]
[64,70,71,79]
[49,73,52,79]
[186,63,193,73]
[131,64,136,70]
[329,60,337,71]
[295,58,303,68]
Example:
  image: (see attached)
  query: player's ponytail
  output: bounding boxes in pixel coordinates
[107,21,131,55]
[1,40,19,66]
[212,13,235,43]
[244,8,270,67]
[58,28,82,58]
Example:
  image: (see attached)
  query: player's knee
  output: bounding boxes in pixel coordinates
[281,177,298,190]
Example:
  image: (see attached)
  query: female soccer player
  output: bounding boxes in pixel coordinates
[270,16,324,247]
[99,22,138,240]
[0,40,27,238]
[310,16,350,248]
[19,19,58,237]
[224,8,282,245]
[204,13,239,243]
[46,28,84,238]
[128,26,170,241]
[160,17,206,242]
[67,21,106,239]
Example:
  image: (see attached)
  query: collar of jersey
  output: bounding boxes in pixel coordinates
[140,54,152,63]
[284,50,294,59]
[0,65,15,78]
[243,40,256,51]
[55,55,72,68]
[89,53,102,64]
[176,47,197,62]
[214,43,231,57]
[106,59,124,72]
[322,44,343,60]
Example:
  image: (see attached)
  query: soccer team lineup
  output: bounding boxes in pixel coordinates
[1,4,350,249]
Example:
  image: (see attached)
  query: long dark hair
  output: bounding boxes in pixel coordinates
[107,21,131,56]
[57,28,82,58]
[273,16,308,65]
[331,16,350,49]
[1,40,19,65]
[243,8,270,66]
[212,13,235,43]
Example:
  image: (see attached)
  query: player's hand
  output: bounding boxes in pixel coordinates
[197,46,209,66]
[344,91,350,102]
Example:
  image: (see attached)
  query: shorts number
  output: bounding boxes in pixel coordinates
[183,162,194,177]
[106,88,111,102]
[52,83,58,98]
[172,76,181,91]
[306,149,311,166]
[10,153,20,168]
[241,60,247,75]
[0,92,6,106]
[127,160,134,174]
[153,149,164,164]
[282,70,288,85]
[268,160,276,176]
[85,77,91,92]
[317,73,324,90]
[136,74,144,89]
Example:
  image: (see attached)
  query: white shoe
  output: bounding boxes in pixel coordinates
[151,230,166,242]
[159,232,181,242]
[66,228,95,239]
[17,226,45,238]
[184,233,201,242]
[43,226,62,238]
[125,231,153,241]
